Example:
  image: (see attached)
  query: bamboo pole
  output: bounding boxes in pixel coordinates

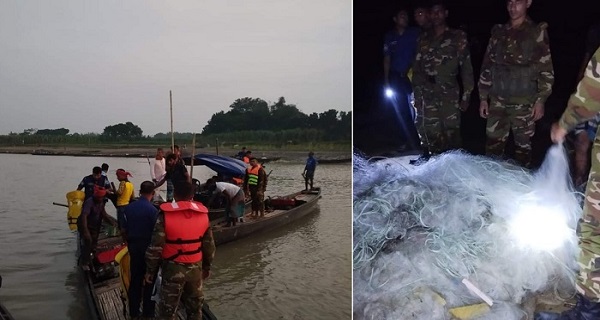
[170,90,174,152]
[190,133,196,180]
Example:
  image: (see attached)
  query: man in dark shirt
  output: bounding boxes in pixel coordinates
[77,166,112,200]
[123,181,159,319]
[155,153,191,201]
[383,7,421,149]
[302,151,318,191]
[78,186,117,270]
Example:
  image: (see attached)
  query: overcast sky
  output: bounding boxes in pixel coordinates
[0,1,351,135]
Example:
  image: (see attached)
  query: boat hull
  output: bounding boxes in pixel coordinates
[212,189,321,246]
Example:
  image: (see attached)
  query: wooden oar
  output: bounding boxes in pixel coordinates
[53,202,69,208]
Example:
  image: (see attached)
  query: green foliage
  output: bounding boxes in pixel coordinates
[201,96,350,141]
[0,96,350,148]
[101,122,143,141]
[35,128,69,135]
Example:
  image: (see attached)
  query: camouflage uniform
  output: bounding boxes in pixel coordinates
[145,210,216,320]
[244,166,267,216]
[479,18,554,167]
[412,27,474,154]
[558,48,600,302]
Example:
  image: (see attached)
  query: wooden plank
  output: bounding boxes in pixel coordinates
[97,286,126,320]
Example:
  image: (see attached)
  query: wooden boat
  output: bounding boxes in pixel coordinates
[0,276,15,320]
[212,188,322,245]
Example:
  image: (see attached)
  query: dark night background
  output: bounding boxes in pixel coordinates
[353,0,600,167]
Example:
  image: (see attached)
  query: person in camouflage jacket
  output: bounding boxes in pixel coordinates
[144,182,216,320]
[538,47,600,320]
[479,0,554,168]
[412,0,474,157]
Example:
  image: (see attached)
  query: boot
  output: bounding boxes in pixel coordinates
[535,294,600,320]
[409,150,431,166]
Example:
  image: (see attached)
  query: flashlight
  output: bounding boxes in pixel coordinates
[385,88,394,98]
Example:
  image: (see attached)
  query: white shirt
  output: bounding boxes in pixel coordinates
[215,182,241,198]
[153,158,166,181]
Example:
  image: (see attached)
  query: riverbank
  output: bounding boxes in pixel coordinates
[0,145,351,163]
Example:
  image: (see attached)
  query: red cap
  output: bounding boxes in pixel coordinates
[93,186,107,198]
[116,169,132,180]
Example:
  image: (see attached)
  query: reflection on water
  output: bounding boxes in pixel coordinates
[0,154,351,319]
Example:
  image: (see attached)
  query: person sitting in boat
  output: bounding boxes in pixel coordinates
[144,181,215,320]
[236,146,247,160]
[244,157,267,218]
[123,181,159,320]
[206,178,246,227]
[303,151,318,191]
[77,166,112,200]
[115,169,135,237]
[78,186,118,271]
[154,153,191,202]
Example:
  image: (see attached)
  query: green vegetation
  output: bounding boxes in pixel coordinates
[0,96,350,151]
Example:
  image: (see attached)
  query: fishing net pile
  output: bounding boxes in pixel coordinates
[353,145,582,319]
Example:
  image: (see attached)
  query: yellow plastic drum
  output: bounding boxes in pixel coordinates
[66,190,85,231]
[115,247,131,306]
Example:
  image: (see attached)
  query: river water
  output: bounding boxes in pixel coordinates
[0,154,351,320]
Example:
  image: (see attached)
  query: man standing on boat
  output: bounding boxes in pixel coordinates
[303,152,318,191]
[144,181,215,320]
[123,181,159,320]
[115,169,135,237]
[78,186,118,270]
[154,153,191,202]
[206,178,246,227]
[77,166,112,200]
[244,157,267,218]
[152,148,166,184]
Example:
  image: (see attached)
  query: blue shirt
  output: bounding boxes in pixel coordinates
[123,197,158,245]
[383,27,420,74]
[78,175,111,200]
[305,156,317,172]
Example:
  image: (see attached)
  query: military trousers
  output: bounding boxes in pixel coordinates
[416,88,461,154]
[158,260,204,320]
[577,138,600,302]
[485,99,534,167]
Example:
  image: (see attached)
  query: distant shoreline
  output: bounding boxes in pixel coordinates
[0,145,351,163]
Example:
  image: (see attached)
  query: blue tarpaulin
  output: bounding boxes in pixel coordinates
[182,153,247,177]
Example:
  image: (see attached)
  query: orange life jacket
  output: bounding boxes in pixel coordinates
[232,177,243,186]
[246,165,262,186]
[160,201,209,263]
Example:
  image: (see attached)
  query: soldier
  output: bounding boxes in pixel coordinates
[538,47,600,320]
[144,181,215,320]
[573,22,600,187]
[244,157,267,218]
[411,0,474,162]
[478,0,554,168]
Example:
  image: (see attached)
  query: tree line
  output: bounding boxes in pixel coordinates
[0,96,350,147]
